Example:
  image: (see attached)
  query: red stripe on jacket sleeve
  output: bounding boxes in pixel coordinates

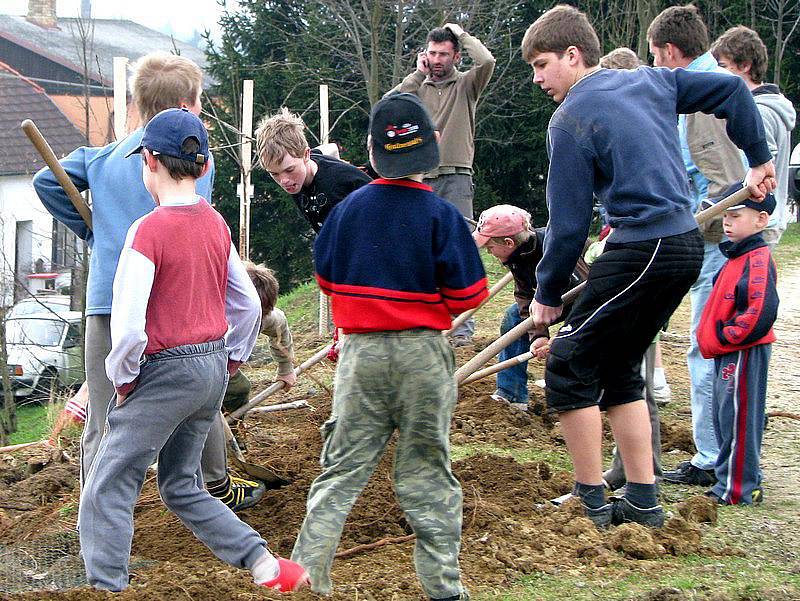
[441,277,489,313]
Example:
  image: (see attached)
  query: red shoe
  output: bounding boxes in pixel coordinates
[259,558,309,593]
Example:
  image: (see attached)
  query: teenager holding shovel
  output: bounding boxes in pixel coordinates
[522,5,775,528]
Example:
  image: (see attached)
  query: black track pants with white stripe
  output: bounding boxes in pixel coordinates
[545,230,703,412]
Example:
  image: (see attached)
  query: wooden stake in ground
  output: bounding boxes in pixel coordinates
[318,84,333,336]
[238,79,254,260]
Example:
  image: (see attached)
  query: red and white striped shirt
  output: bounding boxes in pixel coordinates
[105,197,260,394]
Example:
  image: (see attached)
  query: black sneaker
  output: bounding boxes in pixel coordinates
[611,497,665,528]
[582,501,613,528]
[208,475,266,512]
[663,462,716,486]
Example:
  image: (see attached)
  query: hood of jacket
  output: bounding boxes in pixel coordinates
[753,84,797,131]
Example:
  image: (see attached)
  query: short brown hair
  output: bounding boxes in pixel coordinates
[130,52,203,123]
[244,261,279,314]
[427,27,460,53]
[255,107,309,169]
[711,26,768,84]
[521,5,601,67]
[600,47,641,70]
[152,137,204,182]
[647,5,708,60]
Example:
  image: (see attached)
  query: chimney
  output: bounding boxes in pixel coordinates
[27,0,58,29]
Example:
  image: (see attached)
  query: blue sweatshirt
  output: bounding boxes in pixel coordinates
[314,179,488,333]
[536,66,772,306]
[32,129,214,316]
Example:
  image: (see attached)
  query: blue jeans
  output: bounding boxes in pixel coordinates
[687,241,726,470]
[496,304,530,403]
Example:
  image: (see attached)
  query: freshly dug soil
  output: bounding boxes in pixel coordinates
[0,341,718,601]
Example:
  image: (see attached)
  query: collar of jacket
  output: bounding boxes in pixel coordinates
[503,232,539,266]
[719,232,767,258]
[752,83,780,96]
[423,69,460,87]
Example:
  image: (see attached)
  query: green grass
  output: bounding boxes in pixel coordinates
[478,555,800,600]
[452,442,573,472]
[8,402,53,445]
[773,221,800,265]
[276,280,322,335]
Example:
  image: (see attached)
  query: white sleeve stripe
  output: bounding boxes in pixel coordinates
[225,243,261,363]
[105,247,154,389]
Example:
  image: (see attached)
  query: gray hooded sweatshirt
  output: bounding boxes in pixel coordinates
[753,84,796,233]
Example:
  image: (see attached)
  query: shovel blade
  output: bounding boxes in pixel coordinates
[229,452,290,489]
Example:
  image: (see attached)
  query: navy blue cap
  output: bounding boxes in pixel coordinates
[126,108,209,165]
[704,182,776,215]
[369,93,439,179]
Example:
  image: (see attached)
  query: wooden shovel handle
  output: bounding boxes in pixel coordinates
[21,119,93,231]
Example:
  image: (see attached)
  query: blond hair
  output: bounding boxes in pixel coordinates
[243,261,279,314]
[600,47,641,70]
[255,107,309,169]
[489,229,532,246]
[130,52,203,123]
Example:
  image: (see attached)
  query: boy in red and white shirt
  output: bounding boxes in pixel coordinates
[78,108,308,592]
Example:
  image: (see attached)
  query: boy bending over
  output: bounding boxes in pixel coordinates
[473,204,587,411]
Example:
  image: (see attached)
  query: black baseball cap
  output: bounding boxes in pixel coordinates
[705,182,776,215]
[369,93,439,179]
[126,108,209,165]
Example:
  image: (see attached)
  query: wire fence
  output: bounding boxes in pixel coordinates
[0,530,156,593]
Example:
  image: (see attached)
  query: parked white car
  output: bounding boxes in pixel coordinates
[5,310,84,400]
[6,294,71,319]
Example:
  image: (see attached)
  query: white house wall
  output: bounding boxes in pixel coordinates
[0,175,55,306]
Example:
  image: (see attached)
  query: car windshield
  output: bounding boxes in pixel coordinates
[8,299,70,318]
[5,318,66,347]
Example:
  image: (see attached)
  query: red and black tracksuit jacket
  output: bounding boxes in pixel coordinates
[698,233,777,358]
[313,179,489,334]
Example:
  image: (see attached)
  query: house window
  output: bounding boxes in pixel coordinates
[51,221,82,269]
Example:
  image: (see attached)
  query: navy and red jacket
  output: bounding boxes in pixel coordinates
[314,178,489,334]
[698,233,778,359]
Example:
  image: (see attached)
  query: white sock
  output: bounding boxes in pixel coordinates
[251,550,280,584]
[653,367,667,389]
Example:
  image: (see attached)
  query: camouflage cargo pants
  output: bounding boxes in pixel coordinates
[291,329,467,599]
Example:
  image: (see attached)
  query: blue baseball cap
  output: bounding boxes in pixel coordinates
[126,108,209,165]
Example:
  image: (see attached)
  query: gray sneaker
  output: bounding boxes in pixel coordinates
[611,497,664,528]
[582,502,614,528]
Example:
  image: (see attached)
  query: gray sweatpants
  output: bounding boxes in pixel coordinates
[82,314,115,484]
[84,315,233,487]
[78,340,267,591]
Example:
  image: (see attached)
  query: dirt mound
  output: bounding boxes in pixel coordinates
[0,340,712,599]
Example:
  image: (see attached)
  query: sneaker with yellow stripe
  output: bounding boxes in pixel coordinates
[208,474,266,512]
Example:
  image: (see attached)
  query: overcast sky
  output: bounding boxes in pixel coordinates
[4,0,238,43]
